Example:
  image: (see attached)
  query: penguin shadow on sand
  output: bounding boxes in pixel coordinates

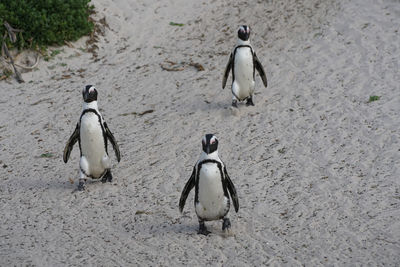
[149,218,196,236]
[14,170,76,195]
[172,224,236,238]
[25,176,74,192]
[196,92,245,118]
[199,98,258,118]
[198,98,231,112]
[68,178,118,193]
[150,217,236,238]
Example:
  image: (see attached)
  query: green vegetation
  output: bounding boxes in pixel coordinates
[40,153,54,158]
[2,68,12,78]
[169,22,184,27]
[368,95,381,103]
[43,48,64,61]
[0,0,94,49]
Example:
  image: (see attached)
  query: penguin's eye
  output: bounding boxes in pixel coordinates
[89,88,95,94]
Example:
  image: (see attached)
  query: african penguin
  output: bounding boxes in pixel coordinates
[63,85,121,191]
[179,134,239,235]
[222,25,268,108]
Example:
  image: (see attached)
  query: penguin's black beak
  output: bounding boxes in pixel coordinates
[83,85,98,103]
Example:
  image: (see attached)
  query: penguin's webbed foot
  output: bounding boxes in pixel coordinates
[77,179,86,191]
[101,169,113,183]
[198,222,211,236]
[232,100,238,108]
[222,218,231,231]
[246,96,254,106]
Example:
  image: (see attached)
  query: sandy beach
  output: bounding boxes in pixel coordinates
[0,0,399,265]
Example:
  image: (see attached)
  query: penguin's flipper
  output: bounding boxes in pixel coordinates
[253,52,268,88]
[222,53,233,89]
[224,167,239,212]
[104,122,121,162]
[63,123,80,163]
[179,166,196,213]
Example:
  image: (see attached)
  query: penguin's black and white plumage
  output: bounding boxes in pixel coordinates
[222,25,268,107]
[63,85,121,191]
[179,134,239,235]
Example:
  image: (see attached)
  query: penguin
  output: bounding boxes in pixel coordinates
[63,85,121,191]
[179,134,239,235]
[222,25,268,108]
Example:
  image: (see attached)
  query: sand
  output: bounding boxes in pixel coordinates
[0,0,399,265]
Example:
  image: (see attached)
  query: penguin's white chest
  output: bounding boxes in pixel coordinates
[233,48,255,99]
[80,113,107,177]
[196,163,229,220]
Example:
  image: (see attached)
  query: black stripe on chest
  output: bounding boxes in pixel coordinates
[194,159,229,204]
[231,44,255,83]
[78,108,108,156]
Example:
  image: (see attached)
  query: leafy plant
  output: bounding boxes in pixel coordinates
[368,95,380,103]
[2,68,12,78]
[169,22,184,27]
[0,0,94,49]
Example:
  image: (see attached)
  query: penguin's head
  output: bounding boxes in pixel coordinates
[202,134,218,154]
[238,25,250,41]
[82,85,98,103]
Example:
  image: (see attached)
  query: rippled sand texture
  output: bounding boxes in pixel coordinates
[0,0,399,265]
